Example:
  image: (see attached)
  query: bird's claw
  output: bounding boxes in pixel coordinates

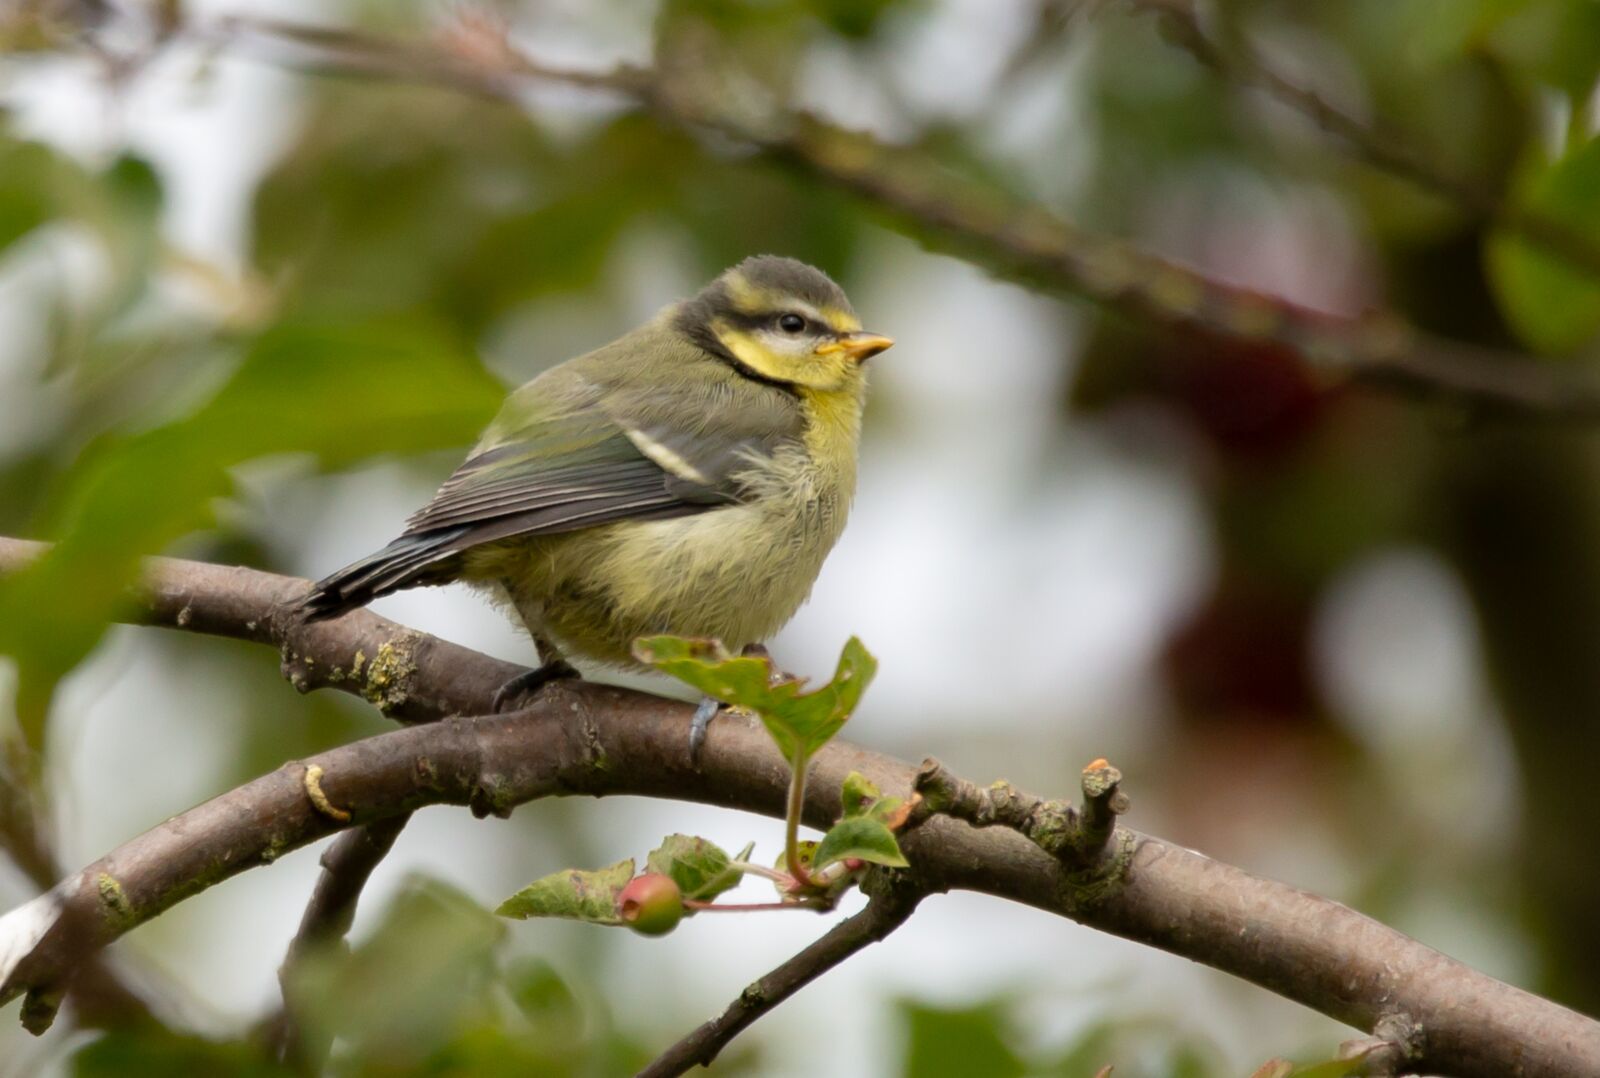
[492,659,580,713]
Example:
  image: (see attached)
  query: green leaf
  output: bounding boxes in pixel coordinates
[495,859,635,925]
[1487,136,1600,353]
[812,815,909,871]
[840,770,909,828]
[633,635,774,707]
[646,834,741,901]
[841,770,881,816]
[772,840,817,894]
[635,634,878,759]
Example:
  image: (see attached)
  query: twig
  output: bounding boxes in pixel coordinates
[636,882,922,1078]
[1076,757,1130,858]
[162,12,1600,420]
[912,756,1080,859]
[268,812,411,1071]
[1337,1011,1424,1078]
[912,756,1135,906]
[1131,0,1600,279]
[1,539,1597,1078]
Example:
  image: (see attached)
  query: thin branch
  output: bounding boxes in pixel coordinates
[169,12,1600,420]
[637,881,923,1078]
[267,812,411,1071]
[1075,757,1130,859]
[1131,0,1600,280]
[0,539,1597,1078]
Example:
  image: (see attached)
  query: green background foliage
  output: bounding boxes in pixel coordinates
[2,0,1600,1073]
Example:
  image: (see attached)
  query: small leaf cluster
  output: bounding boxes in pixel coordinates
[495,636,909,935]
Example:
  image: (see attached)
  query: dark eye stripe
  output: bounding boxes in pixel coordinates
[713,308,818,336]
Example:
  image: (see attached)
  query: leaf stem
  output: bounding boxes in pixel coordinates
[728,860,792,885]
[682,899,825,913]
[784,746,816,890]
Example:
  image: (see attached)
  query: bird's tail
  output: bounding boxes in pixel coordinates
[300,528,470,622]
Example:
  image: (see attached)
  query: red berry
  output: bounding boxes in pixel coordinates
[617,873,683,936]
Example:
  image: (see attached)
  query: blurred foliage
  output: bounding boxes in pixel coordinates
[0,318,504,743]
[1487,135,1600,353]
[2,0,1600,1070]
[75,876,683,1077]
[74,1027,294,1078]
[897,996,1223,1078]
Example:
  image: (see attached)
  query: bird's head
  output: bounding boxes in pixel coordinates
[676,255,893,394]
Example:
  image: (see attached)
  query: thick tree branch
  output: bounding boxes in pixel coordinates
[637,878,923,1078]
[1,538,1597,1077]
[170,13,1600,420]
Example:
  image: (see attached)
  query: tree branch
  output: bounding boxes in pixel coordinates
[267,812,411,1071]
[170,12,1600,421]
[1,538,1597,1077]
[636,878,923,1078]
[0,720,157,1033]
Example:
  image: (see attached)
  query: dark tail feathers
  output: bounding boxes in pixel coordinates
[300,528,469,622]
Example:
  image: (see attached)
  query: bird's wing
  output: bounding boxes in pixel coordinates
[301,352,801,619]
[399,410,692,538]
[405,362,799,535]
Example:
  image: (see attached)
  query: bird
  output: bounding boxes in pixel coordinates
[301,255,892,754]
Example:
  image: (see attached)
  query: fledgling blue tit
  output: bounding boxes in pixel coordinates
[303,255,892,751]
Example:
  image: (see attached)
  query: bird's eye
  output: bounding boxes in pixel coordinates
[777,313,806,334]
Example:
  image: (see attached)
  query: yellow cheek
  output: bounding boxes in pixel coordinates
[718,328,783,380]
[716,326,855,390]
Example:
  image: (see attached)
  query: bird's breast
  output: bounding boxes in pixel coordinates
[525,442,855,666]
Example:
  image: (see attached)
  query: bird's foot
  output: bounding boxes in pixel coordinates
[686,644,784,764]
[492,659,580,713]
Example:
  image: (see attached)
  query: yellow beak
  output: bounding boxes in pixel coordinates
[817,331,895,362]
